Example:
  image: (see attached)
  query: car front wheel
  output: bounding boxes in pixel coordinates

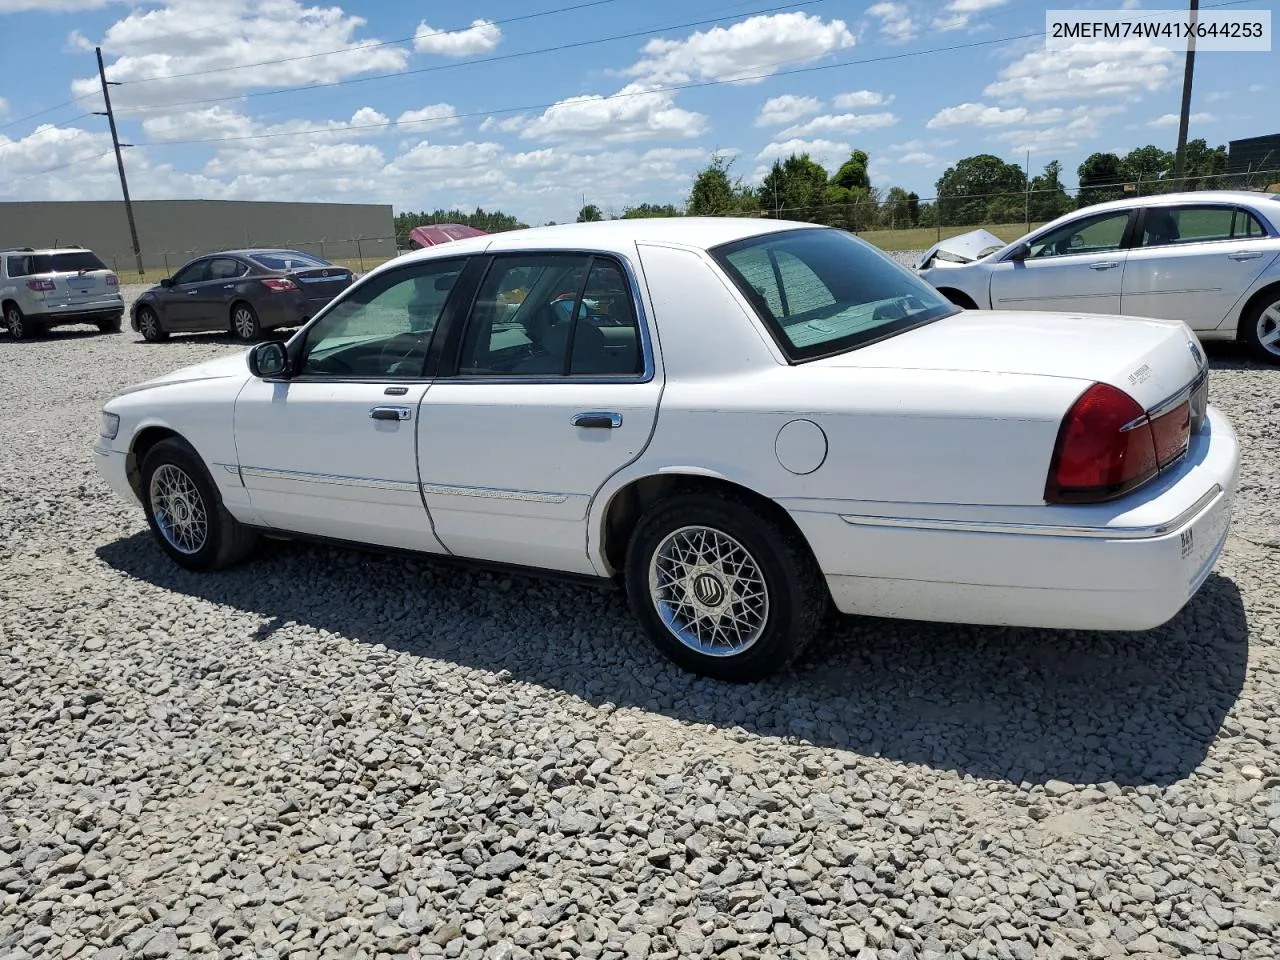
[1242,291,1280,364]
[137,306,168,342]
[623,491,830,682]
[140,437,258,571]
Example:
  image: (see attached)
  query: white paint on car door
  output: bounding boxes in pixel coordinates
[417,251,661,575]
[988,208,1134,315]
[1120,203,1280,331]
[233,257,469,552]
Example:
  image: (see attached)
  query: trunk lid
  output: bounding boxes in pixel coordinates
[814,309,1205,413]
[289,266,353,304]
[30,251,117,306]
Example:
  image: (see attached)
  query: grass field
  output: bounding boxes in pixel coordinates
[116,220,1048,283]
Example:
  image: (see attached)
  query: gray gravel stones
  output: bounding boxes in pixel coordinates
[2,293,1279,960]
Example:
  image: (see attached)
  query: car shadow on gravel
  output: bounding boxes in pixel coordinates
[1205,341,1280,372]
[97,533,1249,788]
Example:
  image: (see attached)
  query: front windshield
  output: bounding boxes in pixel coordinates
[712,227,959,361]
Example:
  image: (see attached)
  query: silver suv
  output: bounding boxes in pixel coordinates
[1,246,125,340]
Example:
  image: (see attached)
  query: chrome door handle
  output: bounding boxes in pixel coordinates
[1228,251,1263,261]
[223,284,235,288]
[370,406,411,422]
[186,289,199,295]
[1089,261,1120,270]
[571,412,622,429]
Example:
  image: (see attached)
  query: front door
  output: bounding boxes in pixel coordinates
[187,256,249,331]
[1121,203,1280,332]
[163,258,213,328]
[417,252,661,575]
[233,256,469,552]
[988,208,1135,315]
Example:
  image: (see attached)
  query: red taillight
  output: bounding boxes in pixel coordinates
[261,278,297,293]
[1149,400,1190,468]
[106,274,118,287]
[26,279,55,292]
[1045,383,1158,504]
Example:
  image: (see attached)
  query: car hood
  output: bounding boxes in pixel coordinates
[114,351,251,397]
[814,310,1204,411]
[914,229,1006,270]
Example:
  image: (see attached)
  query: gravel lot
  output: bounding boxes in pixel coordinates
[2,277,1279,960]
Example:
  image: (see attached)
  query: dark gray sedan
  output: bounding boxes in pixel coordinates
[130,249,355,342]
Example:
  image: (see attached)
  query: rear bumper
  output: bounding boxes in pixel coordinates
[787,405,1240,631]
[34,298,125,326]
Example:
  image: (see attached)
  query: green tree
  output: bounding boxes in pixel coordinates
[576,204,603,223]
[935,154,1027,226]
[879,186,912,229]
[1121,144,1174,192]
[1181,138,1229,189]
[621,202,683,218]
[1027,160,1074,221]
[687,153,755,216]
[906,191,920,226]
[758,153,829,221]
[1077,152,1127,208]
[832,149,871,192]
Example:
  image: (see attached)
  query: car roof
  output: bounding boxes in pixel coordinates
[1077,189,1280,215]
[376,217,821,274]
[201,248,324,259]
[8,246,96,255]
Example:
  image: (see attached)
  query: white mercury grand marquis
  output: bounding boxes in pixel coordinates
[94,218,1241,681]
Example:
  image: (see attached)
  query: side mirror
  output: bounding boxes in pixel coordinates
[1008,242,1030,262]
[160,277,175,288]
[248,340,290,379]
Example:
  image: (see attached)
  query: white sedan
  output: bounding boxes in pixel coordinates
[94,218,1240,681]
[916,190,1280,363]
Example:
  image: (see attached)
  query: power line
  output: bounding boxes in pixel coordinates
[5,151,116,187]
[0,102,95,133]
[114,0,828,116]
[121,0,631,86]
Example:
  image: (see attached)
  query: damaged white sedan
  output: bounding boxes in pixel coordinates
[917,191,1280,363]
[95,218,1240,681]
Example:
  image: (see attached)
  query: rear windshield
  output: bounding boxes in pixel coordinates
[710,228,959,362]
[250,251,331,271]
[11,251,108,275]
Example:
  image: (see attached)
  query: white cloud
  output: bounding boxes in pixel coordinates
[0,0,120,9]
[991,106,1123,155]
[1148,112,1216,127]
[141,106,391,145]
[866,2,917,43]
[1248,84,1265,93]
[396,104,459,129]
[778,112,898,138]
[755,94,822,127]
[479,115,530,134]
[898,151,943,165]
[387,140,504,173]
[520,82,707,144]
[928,102,1027,128]
[0,97,8,118]
[413,19,501,57]
[832,90,894,109]
[628,12,855,84]
[985,40,1174,103]
[756,138,851,165]
[70,0,411,116]
[934,0,1008,31]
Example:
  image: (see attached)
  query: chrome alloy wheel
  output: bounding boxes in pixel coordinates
[647,525,770,657]
[149,463,208,555]
[1257,299,1280,358]
[233,306,257,339]
[138,309,159,340]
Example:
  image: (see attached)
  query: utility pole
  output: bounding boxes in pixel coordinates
[1024,149,1031,229]
[95,46,144,277]
[1171,0,1199,188]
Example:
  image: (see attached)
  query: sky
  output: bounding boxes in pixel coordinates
[0,0,1275,226]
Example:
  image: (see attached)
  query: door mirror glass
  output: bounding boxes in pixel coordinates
[160,277,174,288]
[248,340,289,379]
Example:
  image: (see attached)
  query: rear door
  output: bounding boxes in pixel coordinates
[1120,203,1280,331]
[416,251,661,575]
[987,208,1136,314]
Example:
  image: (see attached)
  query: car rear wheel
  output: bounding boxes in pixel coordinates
[137,306,168,342]
[140,437,258,571]
[5,303,34,340]
[623,492,830,682]
[1242,291,1280,365]
[231,303,261,342]
[97,313,122,333]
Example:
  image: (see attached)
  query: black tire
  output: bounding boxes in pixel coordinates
[4,303,34,340]
[139,437,258,571]
[938,288,978,309]
[230,302,261,342]
[1240,289,1280,365]
[137,306,168,342]
[97,313,122,333]
[623,491,830,682]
